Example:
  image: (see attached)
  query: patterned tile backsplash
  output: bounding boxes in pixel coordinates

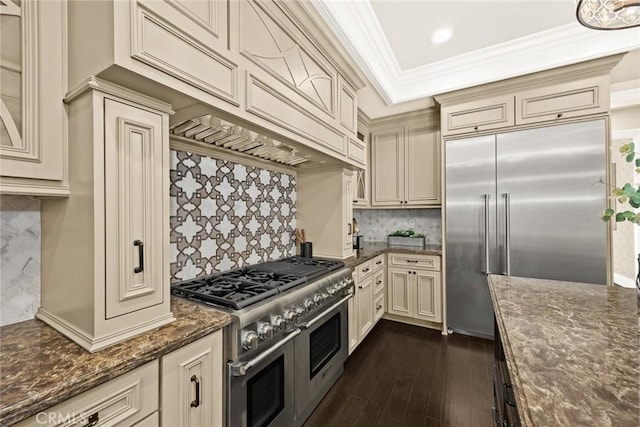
[353,208,442,244]
[0,196,41,326]
[170,150,297,283]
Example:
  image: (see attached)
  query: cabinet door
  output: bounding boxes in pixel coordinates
[348,283,358,355]
[343,171,354,254]
[441,95,514,136]
[356,275,374,340]
[353,168,368,206]
[387,268,412,317]
[514,75,609,125]
[0,0,67,195]
[373,270,385,295]
[405,126,440,205]
[162,331,223,427]
[371,129,404,206]
[415,271,442,323]
[104,99,166,319]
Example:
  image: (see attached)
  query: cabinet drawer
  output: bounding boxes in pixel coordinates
[441,95,514,136]
[389,253,440,271]
[372,254,385,272]
[373,270,385,295]
[15,361,158,427]
[356,260,373,281]
[374,293,384,323]
[515,76,609,125]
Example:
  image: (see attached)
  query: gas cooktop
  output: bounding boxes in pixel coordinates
[171,256,345,310]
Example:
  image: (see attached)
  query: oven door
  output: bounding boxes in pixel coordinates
[294,294,352,424]
[228,329,300,427]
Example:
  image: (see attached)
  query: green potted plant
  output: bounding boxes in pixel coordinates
[387,229,426,248]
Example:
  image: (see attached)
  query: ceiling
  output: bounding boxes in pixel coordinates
[311,0,640,104]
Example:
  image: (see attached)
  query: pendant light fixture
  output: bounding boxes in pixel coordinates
[576,0,640,30]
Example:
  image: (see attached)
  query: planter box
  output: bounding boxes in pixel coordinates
[387,236,425,248]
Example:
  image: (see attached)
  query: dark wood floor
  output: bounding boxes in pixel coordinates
[304,320,495,427]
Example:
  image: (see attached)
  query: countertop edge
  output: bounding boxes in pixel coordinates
[487,275,535,427]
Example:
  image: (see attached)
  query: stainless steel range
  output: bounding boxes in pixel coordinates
[171,256,354,427]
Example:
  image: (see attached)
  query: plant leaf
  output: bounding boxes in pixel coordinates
[626,152,636,162]
[601,208,614,222]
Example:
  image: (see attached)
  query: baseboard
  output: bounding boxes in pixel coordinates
[613,273,635,288]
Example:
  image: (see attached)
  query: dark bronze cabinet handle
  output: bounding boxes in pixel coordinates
[376,304,382,309]
[406,260,418,263]
[362,267,370,273]
[134,240,144,273]
[358,286,363,289]
[474,126,479,131]
[376,280,382,284]
[557,112,563,118]
[190,375,201,408]
[348,223,352,236]
[376,261,382,265]
[83,413,99,427]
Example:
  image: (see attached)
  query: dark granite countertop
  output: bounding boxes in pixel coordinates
[342,242,442,268]
[0,297,231,426]
[488,275,639,427]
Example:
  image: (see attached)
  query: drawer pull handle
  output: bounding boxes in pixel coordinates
[376,304,382,310]
[190,375,201,408]
[83,413,99,427]
[134,240,144,273]
[358,286,363,289]
[406,260,418,263]
[376,280,382,284]
[362,267,370,272]
[376,261,382,265]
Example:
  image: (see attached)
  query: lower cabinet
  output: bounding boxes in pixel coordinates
[14,331,224,427]
[349,254,385,354]
[14,361,159,427]
[386,254,442,325]
[161,330,224,427]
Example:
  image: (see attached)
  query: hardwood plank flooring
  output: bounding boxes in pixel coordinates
[303,320,495,427]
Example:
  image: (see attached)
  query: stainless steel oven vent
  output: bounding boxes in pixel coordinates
[169,114,310,166]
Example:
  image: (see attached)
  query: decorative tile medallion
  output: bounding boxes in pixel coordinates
[170,150,297,282]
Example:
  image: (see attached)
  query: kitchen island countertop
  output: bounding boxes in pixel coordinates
[0,297,231,426]
[488,274,639,427]
[342,242,442,268]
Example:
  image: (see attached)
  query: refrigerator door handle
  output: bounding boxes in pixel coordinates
[502,193,511,276]
[483,194,491,275]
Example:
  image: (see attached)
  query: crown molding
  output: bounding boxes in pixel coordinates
[311,0,640,105]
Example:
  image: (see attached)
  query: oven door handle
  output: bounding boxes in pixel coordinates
[229,329,301,377]
[299,293,353,330]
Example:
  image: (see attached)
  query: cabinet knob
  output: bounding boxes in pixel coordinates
[557,112,563,118]
[82,413,99,427]
[474,126,479,131]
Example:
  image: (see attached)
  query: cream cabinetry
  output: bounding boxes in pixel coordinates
[0,0,68,195]
[37,79,175,352]
[298,168,354,259]
[437,56,618,138]
[353,113,370,207]
[441,95,514,137]
[66,0,364,169]
[14,361,159,427]
[386,253,442,326]
[161,330,224,427]
[349,254,385,354]
[370,110,440,207]
[514,75,609,125]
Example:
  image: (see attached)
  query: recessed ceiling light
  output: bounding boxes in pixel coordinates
[430,28,454,45]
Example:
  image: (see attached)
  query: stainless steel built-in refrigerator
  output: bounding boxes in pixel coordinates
[445,119,608,338]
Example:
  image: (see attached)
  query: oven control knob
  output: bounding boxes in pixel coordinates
[295,306,306,316]
[257,322,274,340]
[313,294,323,304]
[304,298,315,310]
[326,285,336,296]
[284,310,298,325]
[272,315,285,331]
[241,330,259,351]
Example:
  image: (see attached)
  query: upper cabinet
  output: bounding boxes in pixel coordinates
[66,0,365,170]
[437,55,621,138]
[0,0,67,196]
[352,112,370,206]
[370,109,440,207]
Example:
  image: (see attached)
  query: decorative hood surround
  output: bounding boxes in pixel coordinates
[170,150,297,283]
